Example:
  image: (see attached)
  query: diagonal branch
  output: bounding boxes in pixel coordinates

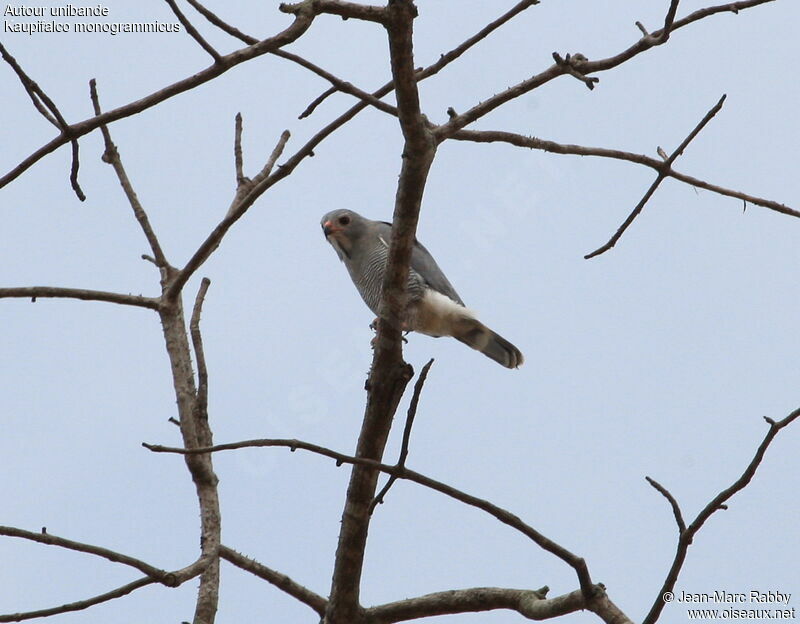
[660,0,682,41]
[0,578,156,623]
[0,41,85,201]
[182,0,395,117]
[190,0,394,119]
[0,526,178,585]
[0,287,160,310]
[184,0,257,45]
[645,477,686,534]
[89,79,171,271]
[435,0,775,140]
[164,0,222,61]
[0,6,316,191]
[163,129,290,302]
[642,406,800,624]
[370,358,434,513]
[450,128,800,220]
[272,49,398,117]
[219,545,327,616]
[0,554,208,623]
[297,0,541,117]
[144,436,594,598]
[584,94,726,258]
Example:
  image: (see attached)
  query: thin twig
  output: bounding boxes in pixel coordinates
[249,130,292,189]
[299,85,337,119]
[234,113,245,185]
[273,49,398,117]
[451,128,800,219]
[184,0,257,45]
[164,130,289,302]
[370,358,434,513]
[644,477,686,533]
[1,0,541,195]
[0,42,59,128]
[144,437,594,597]
[190,278,212,416]
[182,0,395,117]
[435,1,774,140]
[660,0,682,41]
[584,94,727,259]
[164,0,222,61]
[0,7,316,190]
[0,554,209,623]
[0,526,177,585]
[89,79,171,270]
[302,0,542,118]
[0,41,85,200]
[219,545,327,616]
[642,406,800,624]
[0,287,159,309]
[0,578,155,623]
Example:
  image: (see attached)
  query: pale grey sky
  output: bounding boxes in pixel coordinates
[2,2,799,623]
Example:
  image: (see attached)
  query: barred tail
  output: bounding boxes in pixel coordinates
[453,318,524,369]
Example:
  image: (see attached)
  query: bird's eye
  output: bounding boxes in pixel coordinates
[338,215,351,226]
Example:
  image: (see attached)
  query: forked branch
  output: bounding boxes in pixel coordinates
[642,406,800,624]
[585,94,727,258]
[451,128,799,221]
[144,436,594,597]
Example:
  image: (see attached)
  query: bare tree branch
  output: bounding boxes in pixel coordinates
[184,0,258,45]
[642,406,800,624]
[0,7,316,190]
[249,129,292,190]
[0,578,156,623]
[366,585,631,623]
[0,526,178,585]
[324,2,437,620]
[190,278,212,417]
[280,0,388,25]
[450,129,800,220]
[234,112,245,185]
[0,287,160,310]
[273,49,399,117]
[299,0,541,118]
[645,477,686,534]
[0,42,59,129]
[163,129,290,302]
[370,358,434,513]
[435,0,775,140]
[0,553,210,623]
[552,52,599,90]
[164,0,222,61]
[219,545,327,616]
[0,41,85,200]
[183,0,395,118]
[89,79,172,271]
[144,436,594,598]
[299,85,338,119]
[585,94,726,258]
[660,0,682,40]
[157,277,221,623]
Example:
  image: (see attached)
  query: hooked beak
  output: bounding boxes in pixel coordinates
[322,220,337,238]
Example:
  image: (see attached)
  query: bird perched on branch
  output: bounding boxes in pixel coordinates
[321,209,523,369]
